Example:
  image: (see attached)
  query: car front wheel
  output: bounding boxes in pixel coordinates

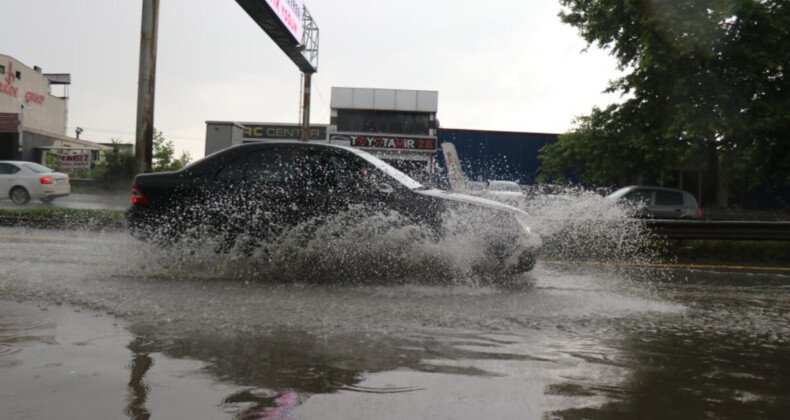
[10,187,30,205]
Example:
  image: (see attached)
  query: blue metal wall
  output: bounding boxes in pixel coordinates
[437,129,559,185]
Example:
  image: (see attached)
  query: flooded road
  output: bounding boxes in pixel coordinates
[1,227,789,419]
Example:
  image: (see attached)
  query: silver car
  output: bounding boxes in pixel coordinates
[0,161,71,205]
[606,185,702,219]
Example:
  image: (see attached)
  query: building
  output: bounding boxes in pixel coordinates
[437,128,560,185]
[0,54,108,173]
[204,121,328,156]
[328,87,438,179]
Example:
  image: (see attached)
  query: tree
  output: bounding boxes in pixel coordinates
[539,0,790,204]
[152,129,191,172]
[93,139,135,184]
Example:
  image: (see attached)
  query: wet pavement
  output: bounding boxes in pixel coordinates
[1,227,789,419]
[0,192,129,210]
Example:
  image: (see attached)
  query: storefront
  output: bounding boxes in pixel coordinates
[328,87,439,182]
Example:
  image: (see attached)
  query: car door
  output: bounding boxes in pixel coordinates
[0,163,13,196]
[652,190,685,218]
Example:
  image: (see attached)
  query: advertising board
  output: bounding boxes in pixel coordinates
[42,149,92,174]
[264,0,304,43]
[331,133,437,151]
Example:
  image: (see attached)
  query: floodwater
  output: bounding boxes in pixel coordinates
[1,223,788,420]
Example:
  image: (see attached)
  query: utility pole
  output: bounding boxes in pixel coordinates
[134,0,160,174]
[300,72,312,142]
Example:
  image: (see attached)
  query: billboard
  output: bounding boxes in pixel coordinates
[264,0,304,43]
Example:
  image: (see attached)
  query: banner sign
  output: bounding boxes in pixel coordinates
[441,142,466,190]
[42,149,91,173]
[331,133,437,150]
[243,124,326,141]
[263,0,304,43]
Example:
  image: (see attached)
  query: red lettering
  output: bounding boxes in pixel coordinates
[24,91,45,105]
[0,83,18,98]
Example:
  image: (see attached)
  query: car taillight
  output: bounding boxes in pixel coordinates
[131,181,150,206]
[40,176,53,185]
[698,208,704,219]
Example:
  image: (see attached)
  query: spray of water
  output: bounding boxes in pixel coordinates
[131,202,540,286]
[122,184,661,288]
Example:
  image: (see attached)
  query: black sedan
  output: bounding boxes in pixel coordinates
[127,142,540,273]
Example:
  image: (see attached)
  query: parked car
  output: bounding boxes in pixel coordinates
[606,186,703,219]
[0,161,70,205]
[484,180,526,207]
[127,142,540,273]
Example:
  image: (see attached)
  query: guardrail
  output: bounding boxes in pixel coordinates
[646,220,790,241]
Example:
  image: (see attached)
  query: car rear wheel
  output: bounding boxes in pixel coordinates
[10,187,30,205]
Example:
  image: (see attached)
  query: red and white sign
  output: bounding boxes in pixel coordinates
[264,0,304,43]
[343,134,436,150]
[58,149,92,173]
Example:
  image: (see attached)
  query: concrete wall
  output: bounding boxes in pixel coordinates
[0,54,68,135]
[205,122,245,156]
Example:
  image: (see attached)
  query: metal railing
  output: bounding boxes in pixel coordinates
[646,220,790,240]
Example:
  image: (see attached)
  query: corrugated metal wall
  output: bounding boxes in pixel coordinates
[437,129,559,184]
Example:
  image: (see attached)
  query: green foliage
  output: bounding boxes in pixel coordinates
[541,0,790,192]
[93,139,135,184]
[0,208,125,231]
[152,129,191,172]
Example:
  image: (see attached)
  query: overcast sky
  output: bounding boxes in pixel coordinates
[2,0,620,159]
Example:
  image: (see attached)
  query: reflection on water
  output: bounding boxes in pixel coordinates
[126,338,153,420]
[1,221,789,418]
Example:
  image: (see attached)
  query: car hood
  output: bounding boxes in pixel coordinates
[485,191,524,197]
[415,189,528,215]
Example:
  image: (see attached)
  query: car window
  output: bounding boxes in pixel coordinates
[655,191,684,206]
[0,163,21,175]
[22,163,53,174]
[311,152,365,191]
[216,148,294,183]
[624,189,651,205]
[216,156,248,181]
[245,148,295,184]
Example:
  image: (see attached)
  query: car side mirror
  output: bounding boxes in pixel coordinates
[379,183,394,194]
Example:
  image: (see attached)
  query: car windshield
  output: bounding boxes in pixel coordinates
[344,147,424,190]
[488,181,521,192]
[23,163,54,174]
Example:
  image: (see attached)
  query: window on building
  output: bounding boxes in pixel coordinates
[15,71,21,80]
[337,110,431,135]
[0,65,5,75]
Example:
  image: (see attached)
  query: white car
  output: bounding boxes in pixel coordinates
[0,161,71,205]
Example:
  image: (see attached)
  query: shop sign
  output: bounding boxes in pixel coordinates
[244,123,326,140]
[43,149,92,173]
[0,62,46,105]
[331,134,436,150]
